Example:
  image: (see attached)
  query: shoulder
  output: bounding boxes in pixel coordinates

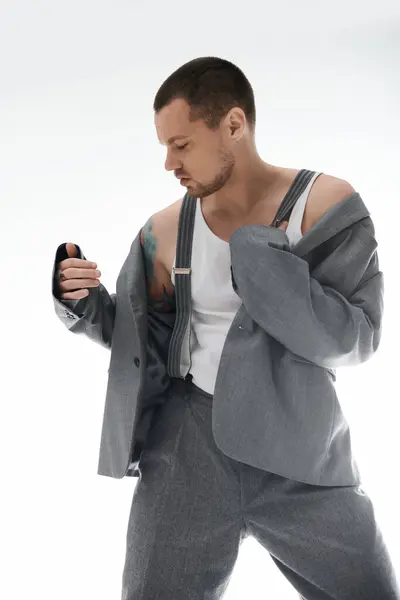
[140,197,183,247]
[304,173,356,231]
[312,172,356,210]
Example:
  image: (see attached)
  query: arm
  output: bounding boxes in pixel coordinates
[229,222,384,369]
[52,210,174,350]
[52,242,116,350]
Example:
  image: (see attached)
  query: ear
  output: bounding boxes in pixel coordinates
[224,108,246,142]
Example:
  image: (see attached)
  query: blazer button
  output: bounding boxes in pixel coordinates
[134,357,140,367]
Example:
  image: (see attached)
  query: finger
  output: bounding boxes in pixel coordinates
[59,280,99,299]
[61,267,101,280]
[60,278,100,291]
[60,289,90,300]
[58,258,97,270]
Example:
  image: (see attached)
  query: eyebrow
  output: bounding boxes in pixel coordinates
[159,135,189,146]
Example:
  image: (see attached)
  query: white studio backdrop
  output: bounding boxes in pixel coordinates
[2,1,400,598]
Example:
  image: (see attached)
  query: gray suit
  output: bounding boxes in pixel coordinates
[52,169,383,486]
[52,169,400,599]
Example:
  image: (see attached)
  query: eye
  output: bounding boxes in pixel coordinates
[176,143,188,150]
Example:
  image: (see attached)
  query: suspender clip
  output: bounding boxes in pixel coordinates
[172,267,191,275]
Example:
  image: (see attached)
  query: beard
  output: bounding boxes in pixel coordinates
[189,146,235,198]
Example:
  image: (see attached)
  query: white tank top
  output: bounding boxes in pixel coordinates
[171,172,321,395]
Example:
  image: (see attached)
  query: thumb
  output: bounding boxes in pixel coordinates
[65,242,79,258]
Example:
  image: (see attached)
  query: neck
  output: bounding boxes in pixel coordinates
[206,156,280,219]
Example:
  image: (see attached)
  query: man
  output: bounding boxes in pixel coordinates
[53,57,400,599]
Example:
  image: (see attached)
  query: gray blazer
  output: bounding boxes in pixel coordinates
[52,188,383,486]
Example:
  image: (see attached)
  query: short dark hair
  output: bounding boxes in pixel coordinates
[153,56,256,132]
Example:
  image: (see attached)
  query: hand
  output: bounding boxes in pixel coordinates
[56,243,101,300]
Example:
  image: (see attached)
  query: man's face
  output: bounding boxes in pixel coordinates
[155,98,235,198]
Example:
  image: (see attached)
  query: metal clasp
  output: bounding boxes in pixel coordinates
[172,267,192,275]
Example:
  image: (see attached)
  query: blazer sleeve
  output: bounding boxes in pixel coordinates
[229,223,384,369]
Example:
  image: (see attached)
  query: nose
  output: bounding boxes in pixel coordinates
[164,149,181,172]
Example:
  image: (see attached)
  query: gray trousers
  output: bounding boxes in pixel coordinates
[121,377,400,599]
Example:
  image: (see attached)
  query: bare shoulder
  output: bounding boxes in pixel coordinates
[304,172,356,232]
[157,197,183,230]
[143,198,182,255]
[312,173,355,209]
[140,198,182,312]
